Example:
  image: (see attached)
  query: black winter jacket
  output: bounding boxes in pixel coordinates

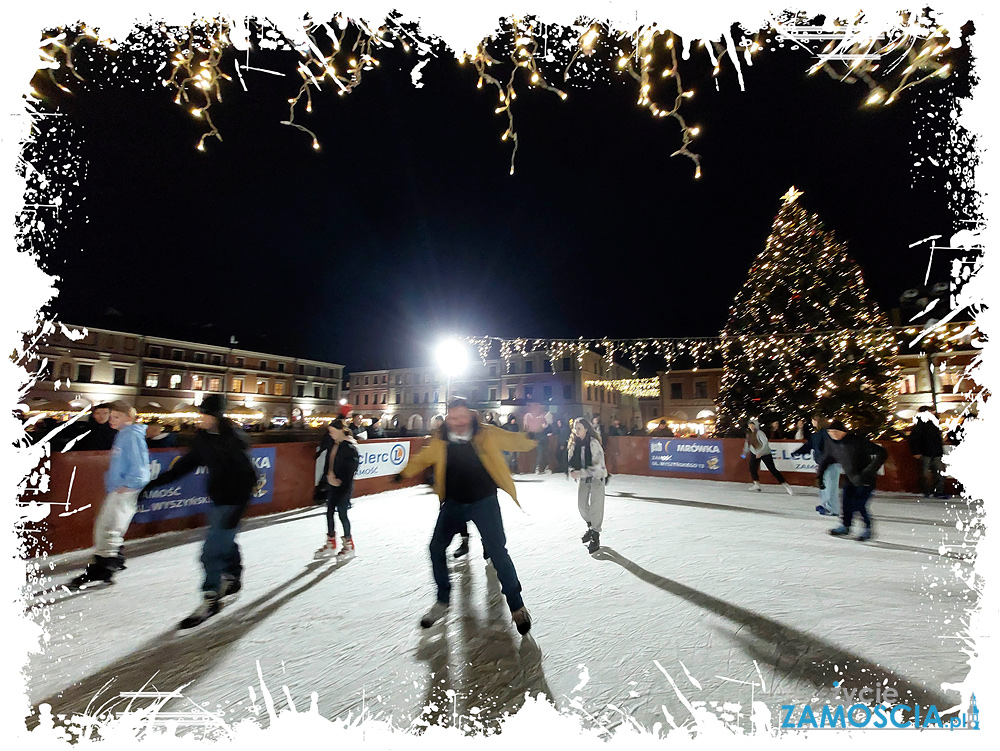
[908,420,944,458]
[325,439,360,494]
[143,421,257,506]
[817,434,888,488]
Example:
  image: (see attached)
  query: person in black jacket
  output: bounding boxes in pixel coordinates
[908,407,947,497]
[816,421,888,541]
[68,403,118,451]
[315,417,360,559]
[141,394,258,628]
[791,413,842,516]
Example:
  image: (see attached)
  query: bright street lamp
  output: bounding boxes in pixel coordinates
[435,339,468,405]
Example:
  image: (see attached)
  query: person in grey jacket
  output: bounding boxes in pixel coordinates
[569,418,608,554]
[742,418,794,495]
[817,421,888,541]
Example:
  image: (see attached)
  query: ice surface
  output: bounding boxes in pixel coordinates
[22,475,974,732]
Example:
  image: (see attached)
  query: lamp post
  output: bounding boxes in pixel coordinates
[436,339,468,408]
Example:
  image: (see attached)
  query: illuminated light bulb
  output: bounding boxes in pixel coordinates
[306,103,312,113]
[531,73,539,83]
[938,64,951,77]
[191,108,202,117]
[666,37,674,49]
[559,92,568,100]
[617,57,628,68]
[866,90,883,105]
[312,139,320,150]
[197,141,205,151]
[689,126,700,136]
[644,54,652,63]
[349,58,357,67]
[694,166,702,179]
[682,90,694,98]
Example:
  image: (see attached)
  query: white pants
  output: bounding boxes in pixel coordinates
[93,489,140,557]
[577,478,606,534]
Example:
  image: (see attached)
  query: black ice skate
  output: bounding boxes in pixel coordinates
[453,537,470,559]
[588,532,601,554]
[511,607,532,635]
[179,592,222,629]
[581,527,594,544]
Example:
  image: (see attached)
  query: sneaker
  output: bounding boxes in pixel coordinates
[511,607,532,635]
[783,483,795,496]
[829,525,850,536]
[337,536,355,559]
[815,505,828,515]
[314,537,337,559]
[581,527,594,544]
[588,533,601,554]
[420,601,449,628]
[453,537,470,559]
[856,527,873,542]
[179,592,221,629]
[219,573,241,598]
[749,482,761,492]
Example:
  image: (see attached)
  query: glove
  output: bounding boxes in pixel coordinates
[391,473,404,484]
[816,478,825,490]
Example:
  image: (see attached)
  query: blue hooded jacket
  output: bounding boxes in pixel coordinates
[105,423,151,493]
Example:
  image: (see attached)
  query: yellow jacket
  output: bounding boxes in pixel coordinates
[400,424,537,506]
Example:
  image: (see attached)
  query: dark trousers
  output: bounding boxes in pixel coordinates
[202,504,245,593]
[556,443,568,474]
[438,500,469,538]
[430,496,523,611]
[842,484,874,530]
[326,486,352,538]
[749,454,787,484]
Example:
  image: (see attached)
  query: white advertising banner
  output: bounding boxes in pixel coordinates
[769,441,884,475]
[355,441,411,479]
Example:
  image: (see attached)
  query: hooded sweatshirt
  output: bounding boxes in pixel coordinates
[105,423,151,493]
[742,421,772,459]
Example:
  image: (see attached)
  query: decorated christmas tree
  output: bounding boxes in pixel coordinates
[715,187,899,437]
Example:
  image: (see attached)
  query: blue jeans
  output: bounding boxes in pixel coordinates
[430,496,523,612]
[820,464,843,514]
[202,504,244,593]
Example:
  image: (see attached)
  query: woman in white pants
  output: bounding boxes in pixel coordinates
[568,418,608,554]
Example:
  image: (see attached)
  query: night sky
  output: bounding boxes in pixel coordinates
[32,20,972,373]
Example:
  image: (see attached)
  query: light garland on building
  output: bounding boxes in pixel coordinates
[32,12,957,176]
[585,378,660,398]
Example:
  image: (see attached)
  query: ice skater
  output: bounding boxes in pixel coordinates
[428,415,477,560]
[791,413,842,515]
[314,418,360,560]
[568,417,608,554]
[69,401,149,589]
[742,418,794,494]
[395,397,537,634]
[817,421,888,541]
[141,395,259,628]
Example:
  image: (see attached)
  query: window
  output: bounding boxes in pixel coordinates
[600,387,605,403]
[563,385,573,400]
[208,377,222,392]
[525,386,534,400]
[275,382,285,396]
[364,394,369,405]
[145,372,160,388]
[298,365,305,375]
[381,394,387,404]
[382,375,387,383]
[192,375,204,390]
[544,385,552,400]
[562,357,571,371]
[670,383,683,400]
[355,394,360,405]
[327,387,334,400]
[124,339,135,351]
[232,378,244,393]
[76,363,93,383]
[489,365,497,377]
[148,345,162,358]
[258,381,267,395]
[211,354,223,367]
[898,374,917,394]
[543,360,552,373]
[508,387,517,400]
[236,357,245,367]
[434,391,440,403]
[314,386,321,398]
[170,374,182,389]
[587,386,592,401]
[694,381,709,399]
[507,362,516,374]
[172,349,184,361]
[194,352,206,364]
[424,392,430,403]
[113,367,127,385]
[316,366,322,376]
[396,375,402,385]
[423,374,430,384]
[525,361,534,374]
[330,369,337,378]
[260,360,268,371]
[395,392,401,404]
[297,384,305,397]
[278,363,286,373]
[490,388,498,401]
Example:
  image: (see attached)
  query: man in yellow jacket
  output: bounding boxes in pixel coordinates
[396,397,537,634]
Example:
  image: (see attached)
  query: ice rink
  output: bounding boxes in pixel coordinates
[23,474,975,732]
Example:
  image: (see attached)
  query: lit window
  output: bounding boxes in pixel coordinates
[275,382,285,396]
[170,374,182,389]
[145,372,160,388]
[192,375,204,390]
[232,378,243,393]
[208,377,222,392]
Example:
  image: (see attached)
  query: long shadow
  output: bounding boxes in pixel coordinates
[865,540,976,561]
[594,546,961,716]
[26,558,350,728]
[35,507,324,577]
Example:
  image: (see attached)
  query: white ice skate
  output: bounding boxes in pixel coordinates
[782,483,795,495]
[748,481,761,492]
[314,538,337,560]
[336,536,355,560]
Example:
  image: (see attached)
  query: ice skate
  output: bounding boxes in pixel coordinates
[179,592,222,629]
[420,601,449,628]
[829,525,850,537]
[749,481,761,492]
[219,573,241,598]
[783,483,795,495]
[511,607,532,635]
[68,558,115,591]
[816,505,828,515]
[581,527,594,544]
[314,537,337,560]
[453,536,470,559]
[856,527,873,542]
[588,532,601,554]
[336,536,355,560]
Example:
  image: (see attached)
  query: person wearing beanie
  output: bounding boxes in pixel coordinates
[314,417,360,560]
[69,401,150,588]
[741,417,795,495]
[141,393,259,628]
[791,413,842,516]
[394,397,537,635]
[817,421,888,541]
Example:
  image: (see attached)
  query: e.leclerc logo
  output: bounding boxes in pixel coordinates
[390,444,406,465]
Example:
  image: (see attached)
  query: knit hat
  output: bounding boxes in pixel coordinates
[199,394,226,418]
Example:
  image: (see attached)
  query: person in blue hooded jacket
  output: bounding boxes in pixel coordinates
[791,413,842,516]
[70,401,150,588]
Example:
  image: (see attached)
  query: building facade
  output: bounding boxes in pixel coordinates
[25,325,344,424]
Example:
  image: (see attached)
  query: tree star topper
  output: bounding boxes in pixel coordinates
[782,186,804,204]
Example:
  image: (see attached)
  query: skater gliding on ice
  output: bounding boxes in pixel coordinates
[791,413,842,516]
[568,418,608,554]
[818,420,888,541]
[141,395,258,629]
[396,398,537,634]
[742,417,794,494]
[69,401,150,589]
[315,418,360,560]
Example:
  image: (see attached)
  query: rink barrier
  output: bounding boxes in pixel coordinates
[24,436,933,557]
[24,438,432,557]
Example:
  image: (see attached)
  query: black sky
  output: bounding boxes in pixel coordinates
[33,21,971,372]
